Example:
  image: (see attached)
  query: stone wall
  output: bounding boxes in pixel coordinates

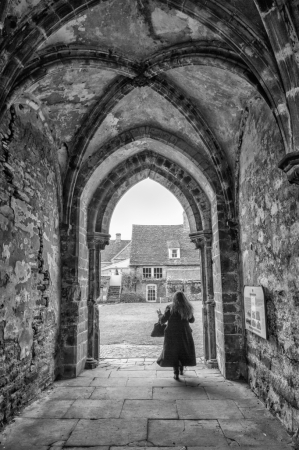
[239,98,299,433]
[120,267,201,302]
[167,279,201,301]
[120,268,166,301]
[0,106,61,425]
[139,279,166,302]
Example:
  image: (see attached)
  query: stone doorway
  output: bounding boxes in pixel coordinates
[61,144,240,378]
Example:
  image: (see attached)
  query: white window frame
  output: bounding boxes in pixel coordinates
[143,267,152,278]
[146,284,157,302]
[169,248,180,259]
[153,267,163,278]
[143,267,163,279]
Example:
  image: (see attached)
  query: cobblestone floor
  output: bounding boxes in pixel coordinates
[0,358,292,449]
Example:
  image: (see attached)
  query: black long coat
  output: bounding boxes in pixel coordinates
[157,305,196,367]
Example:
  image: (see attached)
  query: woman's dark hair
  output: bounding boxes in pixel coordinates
[171,291,194,320]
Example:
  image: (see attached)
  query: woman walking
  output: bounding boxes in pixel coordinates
[156,291,196,380]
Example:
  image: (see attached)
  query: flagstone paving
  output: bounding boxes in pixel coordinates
[100,344,163,359]
[0,358,293,450]
[100,344,205,360]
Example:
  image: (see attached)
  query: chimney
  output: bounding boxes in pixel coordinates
[116,233,121,242]
[183,211,189,231]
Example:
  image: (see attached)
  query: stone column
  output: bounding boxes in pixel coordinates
[85,232,110,369]
[190,230,218,369]
[95,243,101,299]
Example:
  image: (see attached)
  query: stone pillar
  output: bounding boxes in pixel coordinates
[60,223,84,378]
[85,232,110,369]
[95,244,101,299]
[190,230,218,369]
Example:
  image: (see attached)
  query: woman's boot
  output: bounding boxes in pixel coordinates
[173,367,180,380]
[179,364,184,376]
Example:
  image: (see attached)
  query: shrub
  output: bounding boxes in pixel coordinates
[120,293,146,303]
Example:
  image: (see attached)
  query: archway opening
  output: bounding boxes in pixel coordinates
[98,179,203,362]
[61,139,232,378]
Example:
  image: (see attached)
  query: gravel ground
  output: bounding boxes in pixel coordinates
[99,301,203,358]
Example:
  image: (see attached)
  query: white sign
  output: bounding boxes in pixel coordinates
[244,286,267,339]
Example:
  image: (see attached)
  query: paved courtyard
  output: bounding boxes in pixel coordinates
[0,358,292,449]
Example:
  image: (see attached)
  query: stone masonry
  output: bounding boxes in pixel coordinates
[0,0,299,441]
[0,105,60,426]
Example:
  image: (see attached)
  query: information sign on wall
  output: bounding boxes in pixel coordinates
[244,286,267,339]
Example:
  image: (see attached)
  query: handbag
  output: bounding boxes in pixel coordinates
[151,321,166,337]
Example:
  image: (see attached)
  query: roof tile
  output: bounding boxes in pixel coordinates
[130,224,199,265]
[101,240,131,263]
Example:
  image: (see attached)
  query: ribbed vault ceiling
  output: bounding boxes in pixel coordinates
[3,0,280,225]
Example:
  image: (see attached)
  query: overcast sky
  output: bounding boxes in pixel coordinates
[109,179,184,240]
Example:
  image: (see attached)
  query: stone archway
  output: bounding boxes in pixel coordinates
[60,139,242,379]
[86,155,216,370]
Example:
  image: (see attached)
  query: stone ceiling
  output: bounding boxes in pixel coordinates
[3,0,281,221]
[39,1,223,55]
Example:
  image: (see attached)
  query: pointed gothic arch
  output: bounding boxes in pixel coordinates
[60,134,242,378]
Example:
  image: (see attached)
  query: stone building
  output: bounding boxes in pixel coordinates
[101,218,201,302]
[0,0,299,437]
[100,233,131,302]
[127,223,201,302]
[101,233,131,273]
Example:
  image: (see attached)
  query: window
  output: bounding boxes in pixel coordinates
[147,285,157,302]
[143,268,151,278]
[169,248,180,259]
[143,267,163,278]
[154,267,162,278]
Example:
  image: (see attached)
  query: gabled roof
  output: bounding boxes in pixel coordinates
[130,224,199,266]
[112,242,131,262]
[102,258,130,272]
[101,239,131,263]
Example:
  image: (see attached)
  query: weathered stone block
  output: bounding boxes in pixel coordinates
[223,303,239,313]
